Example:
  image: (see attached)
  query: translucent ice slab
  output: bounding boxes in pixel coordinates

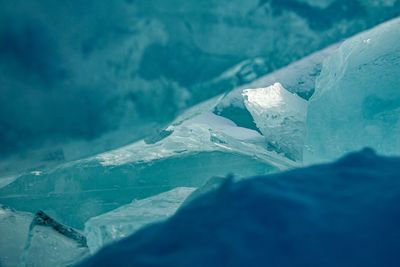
[213,44,336,140]
[0,207,88,267]
[85,187,195,253]
[243,83,307,161]
[76,149,400,267]
[304,18,400,164]
[0,110,294,229]
[21,211,89,267]
[0,205,33,267]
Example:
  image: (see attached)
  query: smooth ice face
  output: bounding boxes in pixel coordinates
[85,187,195,253]
[0,207,88,267]
[213,44,335,145]
[304,18,400,164]
[21,211,89,267]
[216,43,337,108]
[0,206,33,267]
[2,48,335,231]
[0,107,293,229]
[76,150,400,267]
[3,0,398,175]
[243,83,308,161]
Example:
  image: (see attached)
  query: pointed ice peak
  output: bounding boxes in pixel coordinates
[242,83,308,161]
[242,83,307,119]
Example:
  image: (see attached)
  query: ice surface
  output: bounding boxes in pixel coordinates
[2,0,400,176]
[0,205,33,267]
[205,45,333,162]
[0,207,88,267]
[6,16,399,233]
[77,149,400,267]
[243,83,308,161]
[213,44,335,139]
[85,187,195,253]
[181,176,229,207]
[2,5,400,265]
[21,211,89,267]
[216,43,337,109]
[304,18,400,164]
[0,108,294,229]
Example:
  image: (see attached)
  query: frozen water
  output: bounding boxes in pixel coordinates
[213,44,336,139]
[243,83,308,161]
[208,46,334,161]
[216,43,337,108]
[0,207,88,267]
[0,206,33,267]
[304,18,400,164]
[1,4,400,266]
[85,187,195,253]
[4,15,399,234]
[77,149,400,267]
[181,176,229,208]
[2,0,400,176]
[0,108,294,229]
[21,211,89,267]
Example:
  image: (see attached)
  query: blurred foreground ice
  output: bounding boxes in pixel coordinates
[78,149,400,267]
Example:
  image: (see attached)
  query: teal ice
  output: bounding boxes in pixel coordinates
[304,18,400,164]
[0,2,400,267]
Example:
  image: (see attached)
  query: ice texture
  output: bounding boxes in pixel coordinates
[77,149,400,267]
[85,187,195,253]
[209,46,334,160]
[21,211,89,267]
[213,44,335,142]
[0,108,293,229]
[2,5,400,265]
[216,43,337,109]
[0,206,33,267]
[0,208,88,267]
[304,18,400,164]
[243,83,308,161]
[2,0,400,176]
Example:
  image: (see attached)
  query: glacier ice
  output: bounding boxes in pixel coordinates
[77,149,400,267]
[85,187,195,253]
[243,83,307,161]
[304,18,400,164]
